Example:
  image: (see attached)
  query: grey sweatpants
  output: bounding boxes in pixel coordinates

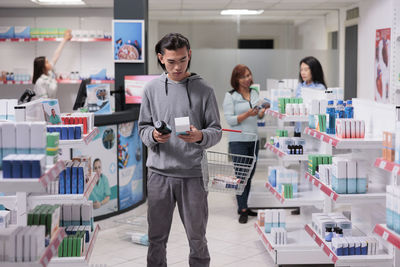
[147,172,210,267]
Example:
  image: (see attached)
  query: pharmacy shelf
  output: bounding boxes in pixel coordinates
[30,173,99,206]
[58,127,99,148]
[304,172,386,205]
[0,227,66,267]
[265,182,324,207]
[0,37,111,42]
[254,222,331,265]
[48,224,100,267]
[374,158,400,176]
[0,80,114,85]
[265,109,308,122]
[304,127,382,149]
[305,224,393,266]
[265,143,309,161]
[0,160,65,193]
[374,224,400,250]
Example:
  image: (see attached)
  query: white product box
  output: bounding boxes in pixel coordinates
[319,99,328,114]
[257,210,265,226]
[7,99,17,121]
[23,227,33,262]
[347,160,357,179]
[175,116,190,134]
[350,120,356,138]
[30,122,46,152]
[0,211,10,228]
[16,122,31,153]
[272,210,279,228]
[16,227,29,262]
[345,120,351,138]
[355,120,361,138]
[310,99,320,115]
[332,158,347,179]
[31,225,45,261]
[14,106,26,122]
[0,99,7,120]
[360,121,365,138]
[0,225,22,262]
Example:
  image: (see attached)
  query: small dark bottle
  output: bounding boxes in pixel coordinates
[155,120,172,135]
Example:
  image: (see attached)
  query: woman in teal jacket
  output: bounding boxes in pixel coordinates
[89,158,111,209]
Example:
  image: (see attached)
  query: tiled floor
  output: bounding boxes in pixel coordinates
[89,163,279,267]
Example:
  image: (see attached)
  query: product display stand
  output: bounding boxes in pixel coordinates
[254,222,331,265]
[0,125,100,266]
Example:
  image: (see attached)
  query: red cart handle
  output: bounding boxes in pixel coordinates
[222,129,242,133]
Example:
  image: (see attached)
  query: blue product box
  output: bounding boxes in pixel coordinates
[264,223,272,233]
[75,126,81,139]
[347,178,357,194]
[71,164,78,194]
[59,169,65,194]
[14,26,30,39]
[2,158,12,178]
[342,245,348,256]
[78,166,84,194]
[65,165,71,194]
[22,158,32,178]
[0,26,14,38]
[68,126,75,140]
[361,242,367,255]
[47,127,55,133]
[356,178,367,193]
[355,244,361,255]
[61,127,68,140]
[12,159,22,178]
[387,208,394,230]
[31,158,41,178]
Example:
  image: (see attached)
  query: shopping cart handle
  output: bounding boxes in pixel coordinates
[222,128,242,133]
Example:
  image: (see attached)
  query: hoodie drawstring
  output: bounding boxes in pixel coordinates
[164,75,192,109]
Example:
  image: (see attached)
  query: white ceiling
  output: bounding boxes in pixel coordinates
[0,0,361,23]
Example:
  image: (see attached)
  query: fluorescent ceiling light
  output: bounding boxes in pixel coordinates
[31,0,85,5]
[220,9,264,16]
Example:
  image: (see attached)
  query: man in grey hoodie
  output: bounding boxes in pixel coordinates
[138,33,222,267]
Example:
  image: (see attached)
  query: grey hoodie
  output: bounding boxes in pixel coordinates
[138,72,222,178]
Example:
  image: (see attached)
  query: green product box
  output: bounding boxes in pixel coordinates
[329,157,332,164]
[39,28,47,37]
[63,237,68,257]
[76,234,83,257]
[67,236,73,257]
[48,28,58,38]
[322,156,330,164]
[58,239,64,257]
[308,155,318,174]
[72,236,77,257]
[299,98,303,104]
[283,130,288,137]
[47,132,59,148]
[33,205,45,225]
[58,28,67,37]
[30,28,40,38]
[278,98,285,114]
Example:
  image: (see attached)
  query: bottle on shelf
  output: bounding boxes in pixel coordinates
[326,100,336,134]
[345,100,353,118]
[335,100,345,119]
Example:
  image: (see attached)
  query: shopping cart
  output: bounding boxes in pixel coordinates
[201,129,257,195]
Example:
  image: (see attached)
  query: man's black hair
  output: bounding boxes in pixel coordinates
[155,33,191,71]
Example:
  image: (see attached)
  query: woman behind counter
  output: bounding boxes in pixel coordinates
[295,56,327,98]
[223,64,268,224]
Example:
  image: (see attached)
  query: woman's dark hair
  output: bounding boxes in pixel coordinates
[298,56,327,88]
[155,33,191,71]
[230,64,254,93]
[32,56,46,84]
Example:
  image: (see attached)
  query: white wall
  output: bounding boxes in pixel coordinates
[358,0,394,100]
[294,17,328,50]
[156,20,296,49]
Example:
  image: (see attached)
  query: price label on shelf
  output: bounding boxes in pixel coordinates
[329,253,333,260]
[313,233,316,240]
[379,160,387,169]
[382,231,389,240]
[330,192,335,199]
[318,183,322,189]
[320,243,324,249]
[328,138,333,145]
[320,135,324,141]
[313,132,317,138]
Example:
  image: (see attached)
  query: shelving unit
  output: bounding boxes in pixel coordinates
[304,224,393,266]
[0,38,111,42]
[265,143,309,161]
[254,222,331,265]
[374,224,400,250]
[265,109,308,122]
[48,225,100,267]
[59,127,99,148]
[304,172,386,205]
[374,158,400,175]
[304,127,381,149]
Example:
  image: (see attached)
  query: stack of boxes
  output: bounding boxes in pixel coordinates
[0,99,18,121]
[335,119,365,139]
[270,89,292,112]
[61,113,94,135]
[59,159,90,195]
[0,122,47,169]
[47,125,82,140]
[27,204,61,240]
[383,131,395,162]
[268,166,299,197]
[278,97,303,114]
[308,155,332,175]
[257,209,286,233]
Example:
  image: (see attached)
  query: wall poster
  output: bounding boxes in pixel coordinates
[375,28,391,103]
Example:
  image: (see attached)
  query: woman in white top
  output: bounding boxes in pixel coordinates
[32,29,72,99]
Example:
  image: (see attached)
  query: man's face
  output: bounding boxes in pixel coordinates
[51,109,55,116]
[158,47,191,82]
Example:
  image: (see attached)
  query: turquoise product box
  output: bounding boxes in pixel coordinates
[0,26,14,38]
[14,26,30,38]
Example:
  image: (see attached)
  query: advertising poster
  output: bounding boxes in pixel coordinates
[118,121,144,210]
[86,83,111,114]
[41,99,61,125]
[112,20,144,63]
[374,28,391,103]
[125,75,158,104]
[73,125,118,218]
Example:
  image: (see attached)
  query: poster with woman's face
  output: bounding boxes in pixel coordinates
[73,126,118,218]
[375,28,391,103]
